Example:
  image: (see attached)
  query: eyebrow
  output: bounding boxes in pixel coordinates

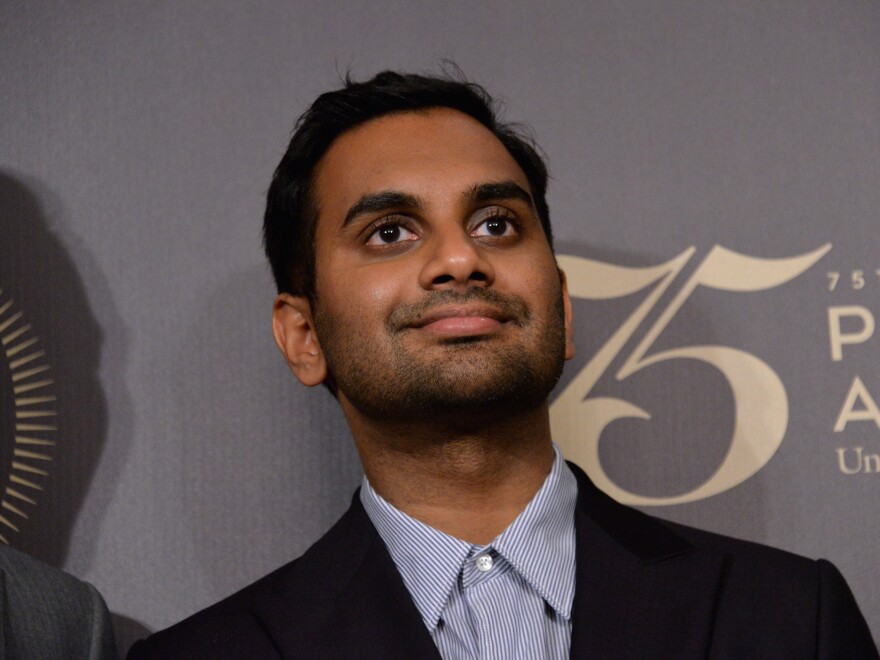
[342,191,421,228]
[468,180,535,208]
[340,180,535,228]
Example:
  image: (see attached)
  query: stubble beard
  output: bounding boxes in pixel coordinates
[314,287,568,425]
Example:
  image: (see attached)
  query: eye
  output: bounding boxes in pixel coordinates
[365,222,419,246]
[471,213,517,238]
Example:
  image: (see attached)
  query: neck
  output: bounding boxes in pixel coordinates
[343,401,555,544]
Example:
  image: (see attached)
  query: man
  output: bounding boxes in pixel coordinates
[128,71,878,658]
[0,543,116,659]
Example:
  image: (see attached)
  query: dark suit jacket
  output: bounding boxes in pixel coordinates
[0,544,117,660]
[128,464,878,658]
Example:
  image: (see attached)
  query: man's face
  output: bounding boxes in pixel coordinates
[296,108,573,423]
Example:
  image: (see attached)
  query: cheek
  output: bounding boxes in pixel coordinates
[315,260,414,326]
[520,268,566,329]
[362,274,401,308]
[501,254,561,298]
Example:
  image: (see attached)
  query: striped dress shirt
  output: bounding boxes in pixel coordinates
[360,445,578,659]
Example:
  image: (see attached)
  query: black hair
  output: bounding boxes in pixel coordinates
[263,70,552,302]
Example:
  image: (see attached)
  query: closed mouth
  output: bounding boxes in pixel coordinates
[408,305,513,329]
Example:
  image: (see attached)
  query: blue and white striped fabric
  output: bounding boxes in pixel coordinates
[360,445,578,659]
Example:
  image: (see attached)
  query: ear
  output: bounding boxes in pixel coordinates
[559,269,575,360]
[272,293,328,387]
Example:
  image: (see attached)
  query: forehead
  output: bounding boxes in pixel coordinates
[311,108,531,224]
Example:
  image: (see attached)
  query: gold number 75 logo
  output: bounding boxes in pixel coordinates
[551,244,830,505]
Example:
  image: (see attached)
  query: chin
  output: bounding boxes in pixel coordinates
[352,362,562,423]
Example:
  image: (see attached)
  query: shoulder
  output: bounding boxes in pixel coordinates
[0,544,116,660]
[568,458,826,577]
[127,493,376,659]
[661,516,816,568]
[125,557,304,659]
[656,516,829,600]
[662,518,877,656]
[567,461,878,656]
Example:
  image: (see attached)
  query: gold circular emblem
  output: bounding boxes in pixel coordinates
[0,286,55,544]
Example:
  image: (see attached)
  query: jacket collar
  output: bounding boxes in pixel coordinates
[249,491,442,658]
[567,462,724,658]
[252,464,723,659]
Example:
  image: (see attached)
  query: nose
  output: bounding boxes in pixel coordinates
[418,226,496,290]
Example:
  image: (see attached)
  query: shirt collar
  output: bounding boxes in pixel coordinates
[360,476,470,631]
[360,444,578,630]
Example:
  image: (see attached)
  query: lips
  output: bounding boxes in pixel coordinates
[410,305,511,328]
[387,289,530,337]
[407,305,513,337]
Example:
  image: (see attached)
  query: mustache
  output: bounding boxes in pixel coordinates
[387,287,531,331]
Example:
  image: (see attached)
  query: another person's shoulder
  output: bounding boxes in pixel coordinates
[0,544,116,659]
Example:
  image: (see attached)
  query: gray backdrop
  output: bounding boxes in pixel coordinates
[1,1,878,655]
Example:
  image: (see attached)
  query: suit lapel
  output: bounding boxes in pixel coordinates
[251,494,441,659]
[251,468,724,658]
[568,464,724,659]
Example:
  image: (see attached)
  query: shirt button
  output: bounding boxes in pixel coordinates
[476,554,493,572]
